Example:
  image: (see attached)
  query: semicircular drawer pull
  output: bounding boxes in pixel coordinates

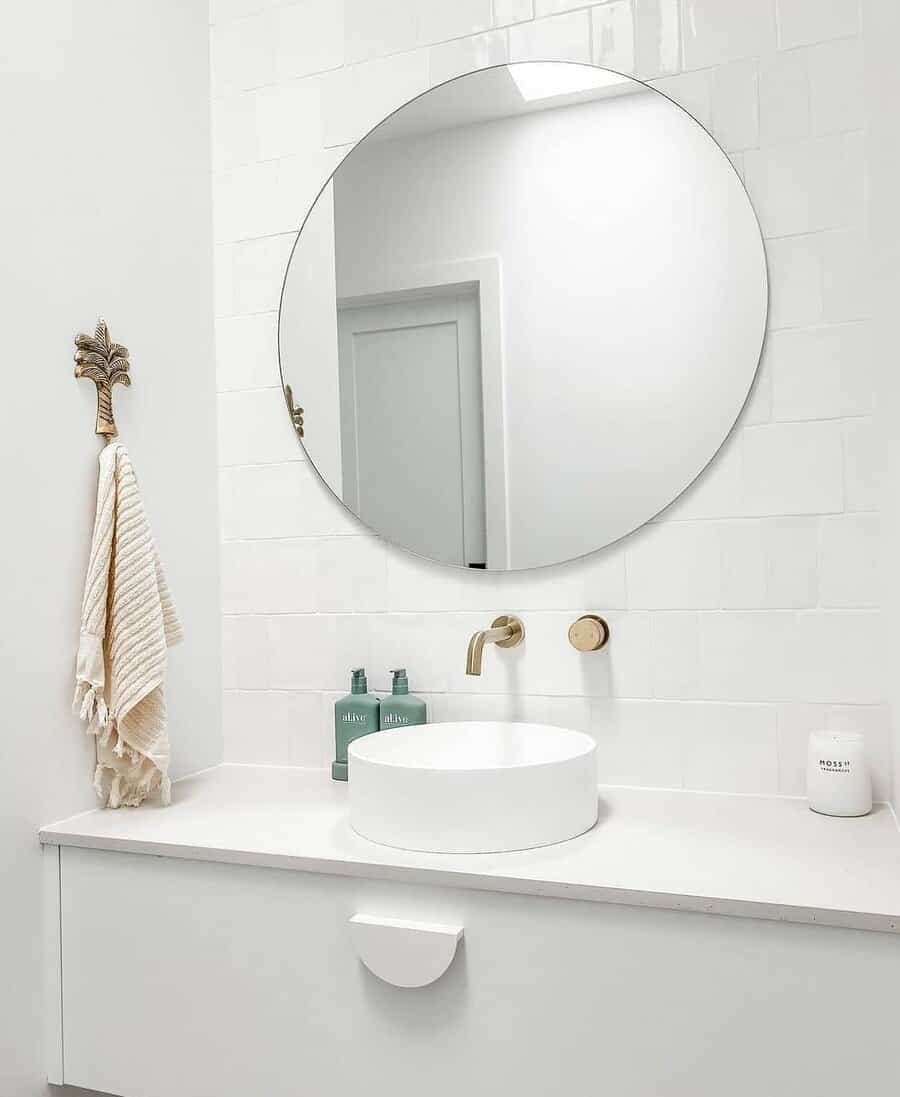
[349,914,464,988]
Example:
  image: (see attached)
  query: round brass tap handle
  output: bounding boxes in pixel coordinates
[568,614,610,652]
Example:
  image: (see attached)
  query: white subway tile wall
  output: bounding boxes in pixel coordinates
[210,0,889,798]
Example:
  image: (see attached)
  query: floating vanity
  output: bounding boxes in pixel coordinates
[41,764,900,1097]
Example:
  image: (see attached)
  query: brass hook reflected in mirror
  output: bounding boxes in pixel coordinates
[285,384,304,439]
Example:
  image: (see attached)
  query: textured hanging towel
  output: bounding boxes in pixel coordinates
[73,443,182,808]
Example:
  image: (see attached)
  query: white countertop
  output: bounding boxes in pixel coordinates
[39,764,900,933]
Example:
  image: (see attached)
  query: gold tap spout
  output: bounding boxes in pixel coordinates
[465,615,525,676]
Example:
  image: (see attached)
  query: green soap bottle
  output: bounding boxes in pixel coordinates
[332,667,379,781]
[379,668,427,731]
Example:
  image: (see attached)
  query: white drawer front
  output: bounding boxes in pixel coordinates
[59,846,900,1097]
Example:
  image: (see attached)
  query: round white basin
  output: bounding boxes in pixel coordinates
[348,722,598,854]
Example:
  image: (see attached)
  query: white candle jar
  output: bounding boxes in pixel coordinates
[806,731,872,817]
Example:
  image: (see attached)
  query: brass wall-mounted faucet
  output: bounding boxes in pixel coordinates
[465,615,525,675]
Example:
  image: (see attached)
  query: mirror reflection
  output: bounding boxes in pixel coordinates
[279,63,767,570]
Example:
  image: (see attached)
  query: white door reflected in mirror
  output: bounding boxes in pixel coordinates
[279,62,767,570]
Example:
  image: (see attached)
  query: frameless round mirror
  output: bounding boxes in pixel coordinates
[279,62,767,570]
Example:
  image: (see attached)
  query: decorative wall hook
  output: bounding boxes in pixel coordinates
[284,384,304,439]
[74,319,131,439]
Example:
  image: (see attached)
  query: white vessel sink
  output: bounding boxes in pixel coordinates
[348,722,598,854]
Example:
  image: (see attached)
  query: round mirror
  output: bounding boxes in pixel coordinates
[279,62,767,570]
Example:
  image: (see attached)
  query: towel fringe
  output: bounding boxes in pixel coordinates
[93,753,169,809]
[76,683,96,722]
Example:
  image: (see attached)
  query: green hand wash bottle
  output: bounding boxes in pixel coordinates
[379,668,427,731]
[332,667,379,781]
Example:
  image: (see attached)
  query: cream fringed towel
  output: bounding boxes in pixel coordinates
[74,443,182,808]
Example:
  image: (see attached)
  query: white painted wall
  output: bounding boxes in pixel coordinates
[328,87,765,567]
[214,1,890,805]
[0,1,220,1093]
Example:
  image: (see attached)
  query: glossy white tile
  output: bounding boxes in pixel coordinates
[757,49,810,145]
[287,692,329,767]
[267,614,340,690]
[793,610,884,704]
[603,611,653,698]
[590,699,683,788]
[212,93,259,170]
[591,0,635,74]
[222,615,270,689]
[681,703,778,794]
[215,312,279,392]
[700,611,800,702]
[415,0,492,45]
[508,9,592,62]
[494,0,534,26]
[842,417,877,512]
[230,233,296,314]
[770,322,874,422]
[369,613,451,694]
[454,547,627,613]
[214,161,281,243]
[211,12,275,97]
[429,30,509,86]
[719,517,818,609]
[682,0,775,70]
[634,0,680,78]
[744,134,865,238]
[344,0,417,63]
[741,360,772,426]
[762,519,820,607]
[256,77,323,160]
[221,463,359,541]
[822,228,871,322]
[626,522,721,609]
[711,59,758,151]
[314,536,388,613]
[819,514,879,608]
[650,611,701,699]
[211,0,279,24]
[776,0,860,49]
[651,69,712,129]
[657,431,746,521]
[765,234,823,330]
[742,421,844,516]
[518,612,596,697]
[275,0,345,80]
[214,244,237,319]
[321,50,430,146]
[276,146,347,233]
[221,539,317,615]
[808,36,865,136]
[222,689,292,764]
[385,544,462,611]
[217,388,302,466]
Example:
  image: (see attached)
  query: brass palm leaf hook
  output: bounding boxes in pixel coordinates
[284,384,304,439]
[74,318,131,440]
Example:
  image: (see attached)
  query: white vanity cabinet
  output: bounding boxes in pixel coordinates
[47,841,900,1097]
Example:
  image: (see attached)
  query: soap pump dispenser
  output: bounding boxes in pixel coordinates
[379,668,427,731]
[332,667,379,781]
